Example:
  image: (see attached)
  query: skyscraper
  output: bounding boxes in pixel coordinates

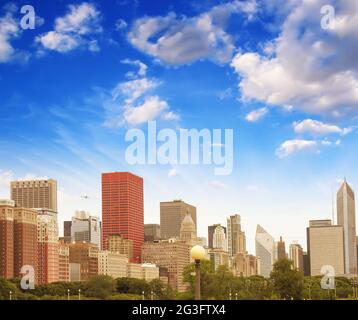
[11,179,57,211]
[289,242,304,271]
[71,211,101,247]
[212,225,227,251]
[227,214,246,256]
[307,219,345,276]
[275,236,287,260]
[144,224,161,242]
[63,221,72,244]
[102,172,144,263]
[160,200,196,239]
[255,224,275,278]
[337,180,357,274]
[0,200,15,279]
[208,224,226,249]
[37,209,59,284]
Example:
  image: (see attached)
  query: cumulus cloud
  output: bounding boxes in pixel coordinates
[276,139,318,158]
[293,119,352,136]
[161,111,180,121]
[245,107,268,122]
[231,0,358,116]
[0,12,21,62]
[128,0,257,65]
[121,58,148,77]
[36,2,102,53]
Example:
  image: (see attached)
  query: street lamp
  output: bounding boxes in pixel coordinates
[78,289,81,300]
[9,291,12,301]
[190,245,206,300]
[67,289,70,301]
[150,290,154,301]
[142,291,145,300]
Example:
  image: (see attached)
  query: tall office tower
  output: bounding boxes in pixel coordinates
[58,240,70,282]
[37,209,59,284]
[303,252,310,276]
[63,221,72,243]
[208,224,226,248]
[102,172,144,263]
[144,224,161,242]
[11,179,57,211]
[212,225,227,251]
[0,200,14,279]
[307,220,345,276]
[69,242,99,281]
[13,207,38,280]
[255,224,275,278]
[142,239,191,292]
[160,200,197,239]
[337,180,357,274]
[276,236,287,260]
[227,214,246,256]
[289,242,304,271]
[208,248,230,271]
[71,211,101,247]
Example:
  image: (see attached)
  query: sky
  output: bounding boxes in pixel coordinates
[1,0,358,254]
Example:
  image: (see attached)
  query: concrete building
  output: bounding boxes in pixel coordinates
[208,224,226,249]
[289,242,304,271]
[127,263,142,279]
[144,224,161,242]
[232,253,258,277]
[37,209,59,284]
[0,200,14,279]
[106,234,133,260]
[102,172,144,263]
[337,180,357,275]
[208,248,230,271]
[58,240,70,282]
[71,211,101,247]
[307,220,345,276]
[141,263,160,282]
[212,225,227,251]
[11,179,57,212]
[70,263,81,282]
[160,200,196,239]
[69,242,99,281]
[63,221,72,244]
[255,224,275,278]
[227,214,246,256]
[98,251,128,279]
[142,239,190,292]
[179,213,197,245]
[275,236,287,260]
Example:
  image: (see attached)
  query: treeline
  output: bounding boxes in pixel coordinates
[1,259,356,300]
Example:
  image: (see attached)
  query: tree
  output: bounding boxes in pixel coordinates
[0,278,17,300]
[270,259,304,300]
[84,275,116,299]
[116,277,150,295]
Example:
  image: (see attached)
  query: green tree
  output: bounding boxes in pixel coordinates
[0,278,17,300]
[270,259,304,300]
[84,275,116,299]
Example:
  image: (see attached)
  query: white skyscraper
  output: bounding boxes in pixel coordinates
[255,224,275,278]
[213,225,227,251]
[71,211,101,247]
[337,180,357,275]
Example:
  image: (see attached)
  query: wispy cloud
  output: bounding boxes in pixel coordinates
[245,107,268,122]
[293,119,352,136]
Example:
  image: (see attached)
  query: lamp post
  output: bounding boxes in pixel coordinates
[142,291,145,300]
[190,245,206,301]
[151,290,154,301]
[67,289,70,301]
[78,289,81,300]
[9,291,12,301]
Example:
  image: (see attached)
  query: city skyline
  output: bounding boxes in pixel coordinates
[1,0,358,256]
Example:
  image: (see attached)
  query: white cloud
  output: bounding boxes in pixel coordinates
[128,0,257,65]
[245,107,268,122]
[210,180,228,189]
[121,59,148,77]
[116,18,127,30]
[168,168,177,177]
[37,2,102,53]
[293,119,351,136]
[0,170,13,190]
[231,0,358,116]
[161,111,180,121]
[0,12,20,62]
[123,95,168,125]
[276,139,318,158]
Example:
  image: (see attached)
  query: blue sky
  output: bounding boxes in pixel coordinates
[1,0,358,253]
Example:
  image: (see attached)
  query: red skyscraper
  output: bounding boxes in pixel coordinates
[102,172,144,263]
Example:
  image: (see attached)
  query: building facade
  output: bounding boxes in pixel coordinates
[160,200,196,239]
[227,214,246,256]
[255,224,275,278]
[69,242,99,281]
[212,225,227,251]
[337,180,357,275]
[98,251,128,278]
[58,240,70,282]
[307,220,345,276]
[289,242,304,271]
[102,172,144,263]
[144,224,161,242]
[106,234,133,260]
[11,179,57,211]
[208,224,226,249]
[71,211,101,247]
